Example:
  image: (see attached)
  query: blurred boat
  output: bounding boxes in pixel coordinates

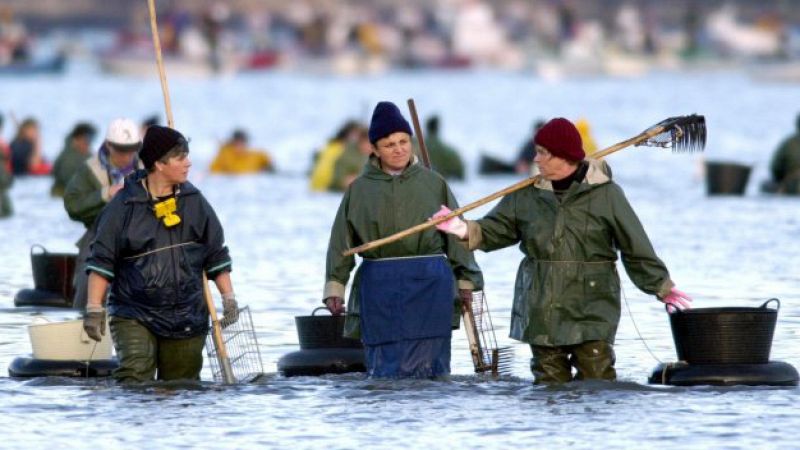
[100,52,238,77]
[0,54,66,76]
[100,48,280,78]
[750,62,800,84]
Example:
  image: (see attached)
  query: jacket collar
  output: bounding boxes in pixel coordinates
[362,154,422,180]
[533,158,612,191]
[122,169,200,204]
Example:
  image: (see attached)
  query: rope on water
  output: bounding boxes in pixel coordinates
[621,281,663,365]
[84,339,98,380]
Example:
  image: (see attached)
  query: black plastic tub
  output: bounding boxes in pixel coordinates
[278,307,365,377]
[294,307,362,350]
[669,299,779,365]
[30,245,76,296]
[705,161,751,196]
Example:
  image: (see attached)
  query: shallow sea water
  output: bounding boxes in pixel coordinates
[0,69,799,448]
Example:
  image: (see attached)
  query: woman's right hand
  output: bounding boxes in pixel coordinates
[324,296,345,316]
[431,205,468,239]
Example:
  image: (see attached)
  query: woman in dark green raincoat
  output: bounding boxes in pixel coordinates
[323,101,483,378]
[435,118,691,384]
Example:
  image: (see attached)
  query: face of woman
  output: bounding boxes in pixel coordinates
[373,132,412,172]
[534,145,571,181]
[156,152,192,184]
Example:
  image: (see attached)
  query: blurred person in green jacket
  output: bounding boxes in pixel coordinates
[329,126,371,191]
[63,118,142,309]
[50,122,97,197]
[323,101,483,378]
[425,115,465,181]
[434,118,691,384]
[767,113,800,195]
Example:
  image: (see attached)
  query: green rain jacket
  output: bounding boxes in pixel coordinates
[465,159,673,347]
[325,155,484,338]
[64,154,143,228]
[770,133,800,194]
[51,141,91,197]
[330,142,367,192]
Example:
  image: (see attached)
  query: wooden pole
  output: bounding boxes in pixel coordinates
[407,98,430,169]
[204,273,236,384]
[342,118,681,257]
[147,0,234,384]
[147,0,174,128]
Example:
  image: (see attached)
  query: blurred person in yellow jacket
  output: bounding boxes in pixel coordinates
[209,129,274,174]
[575,118,598,156]
[309,120,363,191]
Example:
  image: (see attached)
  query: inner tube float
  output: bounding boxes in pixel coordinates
[8,356,118,378]
[649,361,799,387]
[278,308,365,377]
[14,288,73,308]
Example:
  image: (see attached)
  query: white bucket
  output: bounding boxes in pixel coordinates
[28,318,113,361]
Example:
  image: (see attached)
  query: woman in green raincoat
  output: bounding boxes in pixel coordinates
[323,101,483,378]
[434,118,691,384]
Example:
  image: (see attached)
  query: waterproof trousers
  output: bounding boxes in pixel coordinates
[110,317,206,383]
[530,340,616,384]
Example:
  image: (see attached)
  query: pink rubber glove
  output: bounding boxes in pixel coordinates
[661,287,692,311]
[431,205,468,239]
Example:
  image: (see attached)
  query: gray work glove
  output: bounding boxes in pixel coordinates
[83,306,106,342]
[220,292,239,328]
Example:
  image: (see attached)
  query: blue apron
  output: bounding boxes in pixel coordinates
[358,255,454,378]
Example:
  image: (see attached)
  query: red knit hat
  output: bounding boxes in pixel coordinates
[534,118,585,161]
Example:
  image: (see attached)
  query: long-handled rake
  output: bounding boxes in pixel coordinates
[407,99,513,376]
[343,114,707,257]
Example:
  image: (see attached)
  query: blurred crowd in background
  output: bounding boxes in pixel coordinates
[1,0,799,76]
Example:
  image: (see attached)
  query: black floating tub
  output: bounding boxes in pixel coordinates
[669,299,778,365]
[278,307,365,377]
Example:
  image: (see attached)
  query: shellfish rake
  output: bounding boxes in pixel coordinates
[205,306,265,384]
[342,113,706,257]
[463,291,513,376]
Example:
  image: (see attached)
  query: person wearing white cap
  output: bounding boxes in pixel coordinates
[63,118,143,310]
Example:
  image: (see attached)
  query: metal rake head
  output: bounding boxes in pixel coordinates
[490,346,515,377]
[638,114,706,152]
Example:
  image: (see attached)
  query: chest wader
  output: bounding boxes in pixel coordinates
[530,340,616,384]
[358,255,454,378]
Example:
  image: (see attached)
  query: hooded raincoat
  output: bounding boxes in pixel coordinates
[465,159,673,347]
[325,156,483,338]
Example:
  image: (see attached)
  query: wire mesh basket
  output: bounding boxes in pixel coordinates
[205,305,264,383]
[464,291,513,375]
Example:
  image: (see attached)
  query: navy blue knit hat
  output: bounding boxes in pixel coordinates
[140,125,187,169]
[368,101,413,144]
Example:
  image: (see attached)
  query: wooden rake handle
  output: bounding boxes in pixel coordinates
[204,273,236,384]
[342,176,538,256]
[147,0,174,128]
[341,119,676,257]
